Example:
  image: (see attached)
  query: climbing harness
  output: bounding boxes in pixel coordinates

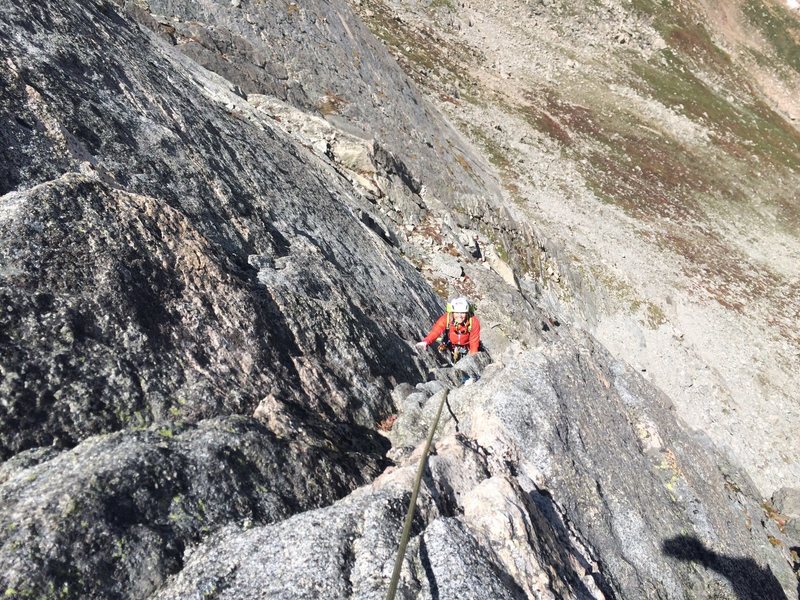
[437,311,474,363]
[384,388,450,600]
[437,340,468,363]
[445,311,474,343]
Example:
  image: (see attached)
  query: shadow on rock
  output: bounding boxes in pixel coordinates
[528,488,618,599]
[419,537,441,600]
[662,535,788,600]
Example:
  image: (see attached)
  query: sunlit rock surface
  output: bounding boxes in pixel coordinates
[1,0,798,598]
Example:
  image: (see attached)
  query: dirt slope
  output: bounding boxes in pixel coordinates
[351,0,800,496]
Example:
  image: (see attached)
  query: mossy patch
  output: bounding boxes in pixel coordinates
[521,91,600,146]
[586,263,667,326]
[431,276,449,299]
[430,0,456,11]
[666,23,732,68]
[519,87,706,222]
[466,124,515,172]
[630,300,667,329]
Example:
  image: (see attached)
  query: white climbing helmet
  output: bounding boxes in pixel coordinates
[449,297,470,313]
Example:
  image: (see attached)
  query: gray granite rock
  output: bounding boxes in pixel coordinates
[773,488,800,520]
[0,0,441,458]
[1,0,798,599]
[157,336,797,599]
[114,0,500,210]
[0,417,386,599]
[447,332,798,598]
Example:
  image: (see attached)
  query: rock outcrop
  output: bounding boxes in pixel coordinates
[0,416,389,599]
[152,334,799,599]
[114,0,500,208]
[0,0,445,458]
[1,0,798,598]
[352,0,800,496]
[0,0,444,594]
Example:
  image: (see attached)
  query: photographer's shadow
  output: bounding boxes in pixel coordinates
[662,535,788,600]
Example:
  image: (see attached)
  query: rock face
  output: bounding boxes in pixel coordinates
[114,0,499,206]
[0,0,444,459]
[0,1,444,594]
[1,0,798,598]
[351,0,800,496]
[0,416,388,599]
[152,334,799,599]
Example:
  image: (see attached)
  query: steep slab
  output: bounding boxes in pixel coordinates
[0,0,443,457]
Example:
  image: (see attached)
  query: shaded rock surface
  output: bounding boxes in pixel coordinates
[0,416,387,599]
[114,0,499,207]
[118,0,548,302]
[0,0,444,595]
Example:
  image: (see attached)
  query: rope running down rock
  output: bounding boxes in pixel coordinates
[384,387,450,600]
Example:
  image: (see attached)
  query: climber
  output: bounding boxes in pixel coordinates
[415,296,481,362]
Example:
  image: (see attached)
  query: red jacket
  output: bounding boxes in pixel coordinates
[423,313,481,354]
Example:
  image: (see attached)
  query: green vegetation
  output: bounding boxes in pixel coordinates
[357,0,478,103]
[112,538,126,560]
[520,87,704,222]
[430,0,455,10]
[631,51,800,170]
[466,125,514,172]
[624,1,800,171]
[509,43,797,315]
[630,0,732,69]
[169,494,186,523]
[666,23,731,68]
[644,302,667,329]
[494,242,510,263]
[2,587,35,600]
[633,52,731,120]
[516,49,798,223]
[133,410,147,428]
[743,0,800,73]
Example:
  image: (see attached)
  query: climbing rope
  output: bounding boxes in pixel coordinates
[384,387,450,600]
